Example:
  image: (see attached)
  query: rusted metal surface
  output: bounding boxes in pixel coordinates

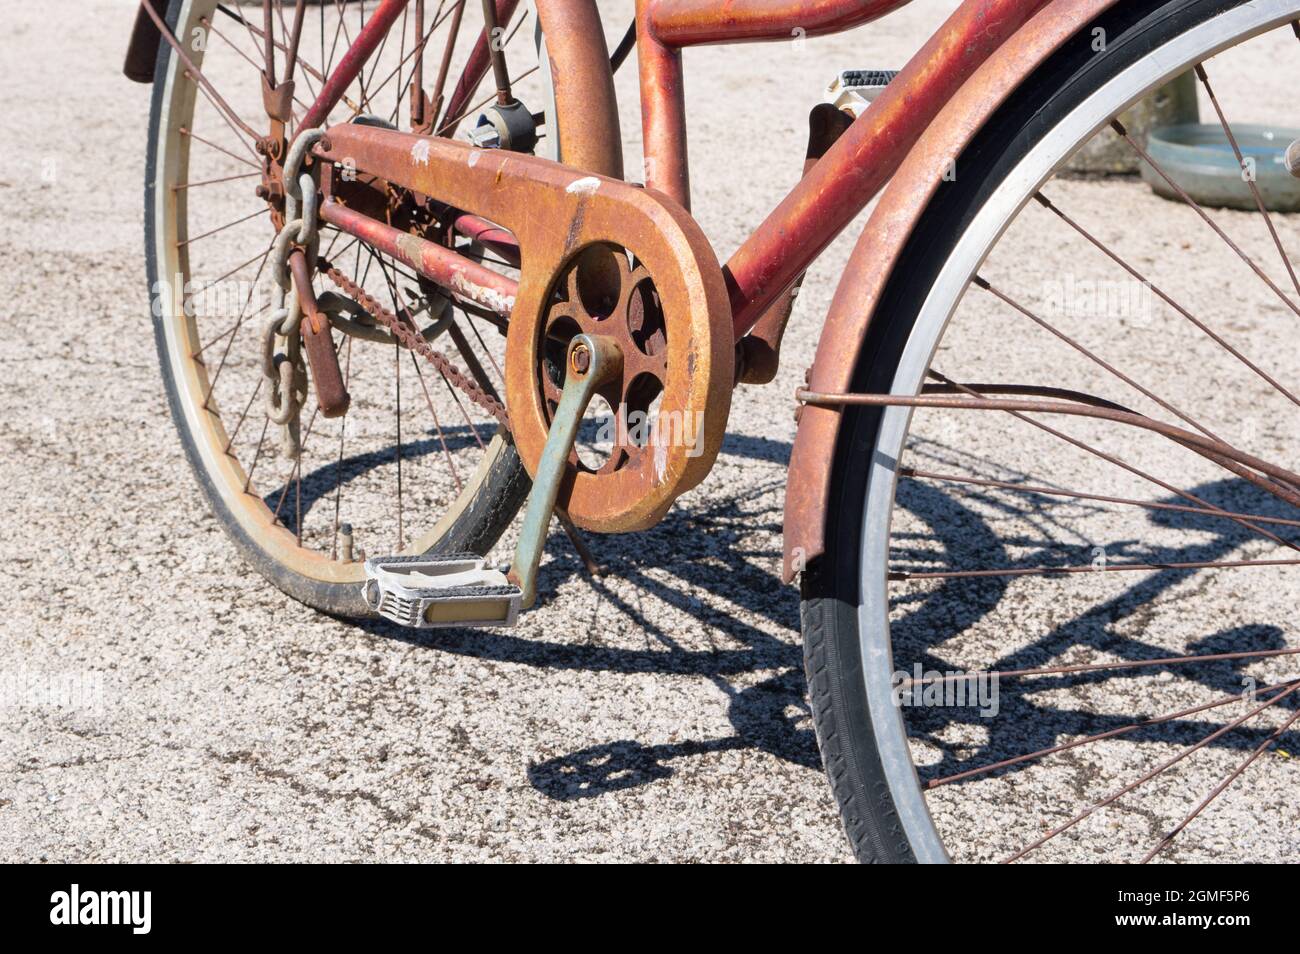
[636,0,692,209]
[316,123,733,532]
[538,244,674,485]
[725,0,1054,339]
[509,333,625,606]
[288,249,350,417]
[319,199,519,316]
[454,213,521,266]
[797,387,1300,506]
[781,0,1122,582]
[646,0,913,46]
[738,102,854,385]
[534,0,624,179]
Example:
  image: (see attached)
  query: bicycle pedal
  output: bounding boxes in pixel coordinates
[362,554,521,629]
[825,69,899,116]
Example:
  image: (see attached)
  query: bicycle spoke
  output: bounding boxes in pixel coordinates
[138,0,261,140]
[410,352,465,493]
[1003,682,1300,862]
[172,171,261,192]
[330,336,354,561]
[1033,192,1300,411]
[904,468,1300,530]
[928,678,1300,790]
[176,207,267,249]
[1194,63,1300,300]
[1115,118,1300,322]
[903,648,1300,687]
[974,276,1228,442]
[180,127,261,170]
[927,370,1300,554]
[394,336,405,551]
[1140,704,1300,862]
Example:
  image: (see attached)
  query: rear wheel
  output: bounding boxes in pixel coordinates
[146,0,618,614]
[806,0,1300,862]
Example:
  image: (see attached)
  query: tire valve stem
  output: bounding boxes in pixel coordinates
[340,523,355,563]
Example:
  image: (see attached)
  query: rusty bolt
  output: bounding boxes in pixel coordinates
[570,343,591,375]
[255,184,271,200]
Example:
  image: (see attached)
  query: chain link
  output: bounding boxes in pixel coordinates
[261,129,327,457]
[318,260,512,430]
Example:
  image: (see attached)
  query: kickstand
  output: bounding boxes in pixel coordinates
[558,511,604,577]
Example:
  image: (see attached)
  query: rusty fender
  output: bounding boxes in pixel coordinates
[781,0,1122,582]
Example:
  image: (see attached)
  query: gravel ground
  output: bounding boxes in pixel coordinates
[1,0,1297,863]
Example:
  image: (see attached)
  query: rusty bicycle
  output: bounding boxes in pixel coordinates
[134,0,1300,862]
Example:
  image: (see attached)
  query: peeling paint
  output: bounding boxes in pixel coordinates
[410,139,430,165]
[566,176,601,196]
[452,273,516,314]
[395,232,424,264]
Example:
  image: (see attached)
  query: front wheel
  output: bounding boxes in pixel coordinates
[805,0,1300,863]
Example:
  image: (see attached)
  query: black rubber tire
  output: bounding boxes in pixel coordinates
[800,0,1258,862]
[144,0,529,617]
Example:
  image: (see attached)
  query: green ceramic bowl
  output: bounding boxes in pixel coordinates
[1140,122,1300,212]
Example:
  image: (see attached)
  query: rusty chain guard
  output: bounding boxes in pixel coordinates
[315,126,733,532]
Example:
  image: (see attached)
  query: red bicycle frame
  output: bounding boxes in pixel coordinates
[266,0,1058,338]
[136,0,1064,341]
[128,0,1124,568]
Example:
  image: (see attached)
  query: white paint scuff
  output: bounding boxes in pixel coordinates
[566,176,600,196]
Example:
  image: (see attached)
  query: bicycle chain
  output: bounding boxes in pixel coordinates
[317,259,512,430]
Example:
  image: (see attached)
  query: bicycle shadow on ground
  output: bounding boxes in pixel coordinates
[350,431,822,799]
[888,447,1300,790]
[347,431,1299,802]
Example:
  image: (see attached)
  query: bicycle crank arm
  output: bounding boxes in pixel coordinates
[509,334,623,608]
[361,334,622,627]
